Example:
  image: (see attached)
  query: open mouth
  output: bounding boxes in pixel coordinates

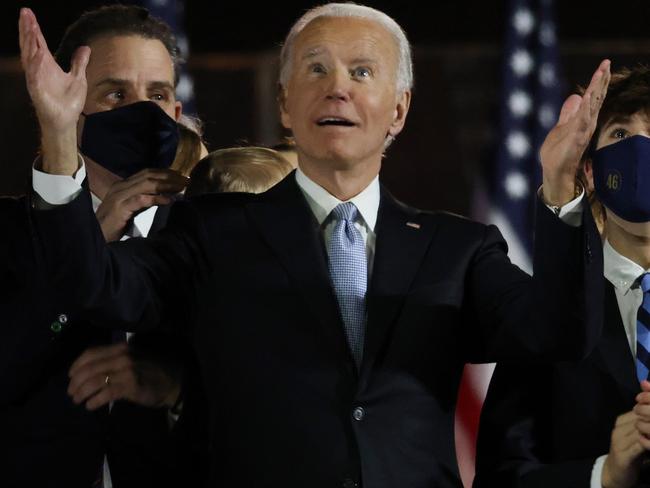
[316,117,357,127]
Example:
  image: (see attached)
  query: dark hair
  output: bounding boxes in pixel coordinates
[585,64,650,157]
[54,4,182,85]
[577,65,650,232]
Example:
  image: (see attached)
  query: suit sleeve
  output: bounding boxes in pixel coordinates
[29,187,209,334]
[0,197,69,405]
[463,197,603,362]
[473,362,597,488]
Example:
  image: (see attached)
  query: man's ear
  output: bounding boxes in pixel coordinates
[77,114,86,145]
[174,101,183,121]
[387,90,411,138]
[278,85,292,130]
[584,158,594,193]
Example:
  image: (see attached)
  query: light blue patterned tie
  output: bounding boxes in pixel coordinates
[636,274,650,382]
[328,202,367,367]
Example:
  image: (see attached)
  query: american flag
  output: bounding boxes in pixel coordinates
[456,0,563,486]
[133,0,197,115]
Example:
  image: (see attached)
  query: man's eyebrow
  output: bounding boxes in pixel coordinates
[147,80,175,92]
[301,47,325,60]
[603,115,631,128]
[350,57,378,65]
[93,79,174,92]
[94,77,130,88]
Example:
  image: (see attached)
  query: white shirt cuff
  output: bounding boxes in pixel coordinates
[32,156,86,205]
[540,186,585,228]
[591,454,607,488]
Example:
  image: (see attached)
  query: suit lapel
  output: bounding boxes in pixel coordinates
[592,282,639,401]
[360,188,439,380]
[246,174,352,362]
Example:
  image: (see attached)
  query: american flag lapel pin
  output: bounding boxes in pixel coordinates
[406,222,421,229]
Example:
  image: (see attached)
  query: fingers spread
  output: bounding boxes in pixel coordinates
[33,16,49,54]
[70,46,91,78]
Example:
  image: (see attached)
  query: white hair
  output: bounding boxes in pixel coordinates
[279,3,413,95]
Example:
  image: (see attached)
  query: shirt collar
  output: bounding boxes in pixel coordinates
[294,168,380,231]
[92,192,158,239]
[604,239,648,293]
[90,192,102,214]
[131,206,158,238]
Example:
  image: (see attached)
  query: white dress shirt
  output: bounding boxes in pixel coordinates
[32,163,158,240]
[295,168,378,276]
[591,239,649,488]
[33,161,586,487]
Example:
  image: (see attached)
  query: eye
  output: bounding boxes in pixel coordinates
[106,90,125,101]
[612,128,629,139]
[150,93,166,102]
[309,63,327,74]
[351,66,372,79]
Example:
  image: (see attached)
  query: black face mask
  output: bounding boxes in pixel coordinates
[79,101,180,179]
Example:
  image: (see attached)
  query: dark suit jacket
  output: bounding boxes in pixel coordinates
[1,195,108,487]
[1,197,176,488]
[31,172,603,488]
[474,282,642,488]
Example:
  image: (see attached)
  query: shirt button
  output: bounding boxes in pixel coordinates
[352,406,365,421]
[58,314,68,325]
[342,478,358,488]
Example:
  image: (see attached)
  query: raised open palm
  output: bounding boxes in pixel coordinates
[540,59,611,204]
[19,8,90,132]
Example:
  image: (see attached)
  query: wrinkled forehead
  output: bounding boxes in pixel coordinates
[292,16,399,66]
[86,35,175,83]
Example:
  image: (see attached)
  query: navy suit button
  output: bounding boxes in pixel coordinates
[352,406,365,421]
[342,478,358,488]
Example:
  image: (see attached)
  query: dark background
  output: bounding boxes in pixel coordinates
[1,0,650,215]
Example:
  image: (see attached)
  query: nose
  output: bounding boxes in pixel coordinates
[325,67,351,102]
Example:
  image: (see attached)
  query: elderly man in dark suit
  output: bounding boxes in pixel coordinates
[20,3,609,487]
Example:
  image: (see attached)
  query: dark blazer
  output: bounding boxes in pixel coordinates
[31,172,603,488]
[1,197,175,488]
[474,282,642,488]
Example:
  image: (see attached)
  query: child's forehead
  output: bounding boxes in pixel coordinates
[602,111,650,128]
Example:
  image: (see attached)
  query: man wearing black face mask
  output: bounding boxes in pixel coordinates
[475,65,650,488]
[5,6,194,488]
